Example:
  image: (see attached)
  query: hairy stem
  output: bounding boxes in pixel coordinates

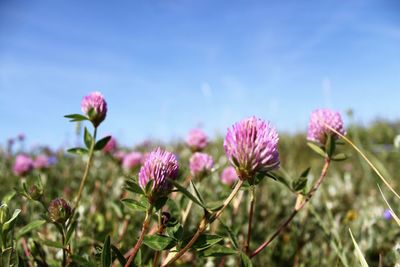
[162,179,244,266]
[125,207,153,267]
[250,159,330,258]
[244,186,255,254]
[74,127,97,210]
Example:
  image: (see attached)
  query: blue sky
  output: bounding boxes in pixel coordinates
[1,0,400,148]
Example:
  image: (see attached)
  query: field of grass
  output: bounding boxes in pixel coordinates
[1,109,400,266]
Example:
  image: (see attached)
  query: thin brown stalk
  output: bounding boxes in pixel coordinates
[250,158,330,258]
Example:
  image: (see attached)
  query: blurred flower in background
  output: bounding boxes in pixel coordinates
[186,128,208,152]
[13,154,34,176]
[189,152,214,178]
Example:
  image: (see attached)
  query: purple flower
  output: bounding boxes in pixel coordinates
[122,152,142,170]
[34,155,50,170]
[103,136,117,153]
[224,116,280,180]
[138,148,179,202]
[17,133,25,141]
[189,152,214,178]
[13,154,34,176]
[307,109,346,145]
[186,128,208,151]
[81,91,107,127]
[221,166,238,185]
[48,156,58,165]
[383,209,392,220]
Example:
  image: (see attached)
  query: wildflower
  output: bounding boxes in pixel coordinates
[81,91,107,127]
[221,166,238,185]
[383,209,392,220]
[138,148,179,202]
[122,152,142,170]
[307,109,346,145]
[186,128,208,151]
[48,198,72,224]
[224,116,280,180]
[34,155,50,170]
[189,152,213,178]
[13,154,34,176]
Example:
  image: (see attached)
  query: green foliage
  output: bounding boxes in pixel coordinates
[1,119,400,266]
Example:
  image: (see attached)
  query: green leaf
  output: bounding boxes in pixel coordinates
[199,244,237,257]
[189,181,205,204]
[65,220,78,245]
[38,238,64,249]
[64,114,88,122]
[67,147,88,156]
[143,234,175,251]
[349,229,369,267]
[307,142,327,158]
[121,199,148,212]
[2,209,21,233]
[192,234,223,251]
[125,178,144,195]
[240,252,253,267]
[207,201,224,212]
[1,191,16,205]
[267,172,292,191]
[331,153,347,161]
[94,136,112,151]
[166,223,183,241]
[292,177,308,192]
[325,134,336,158]
[111,245,127,266]
[153,197,168,211]
[300,167,311,178]
[219,220,239,249]
[84,127,93,149]
[168,179,208,210]
[1,247,12,267]
[133,249,142,267]
[101,235,111,267]
[16,219,46,239]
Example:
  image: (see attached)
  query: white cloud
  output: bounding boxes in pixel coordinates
[201,82,212,98]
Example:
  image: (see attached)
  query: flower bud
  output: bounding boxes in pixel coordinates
[161,211,171,226]
[81,91,107,127]
[48,198,72,224]
[28,184,44,201]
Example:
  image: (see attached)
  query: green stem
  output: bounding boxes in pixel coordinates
[161,179,244,267]
[74,127,97,210]
[152,212,163,267]
[244,186,255,254]
[55,223,67,267]
[125,207,153,267]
